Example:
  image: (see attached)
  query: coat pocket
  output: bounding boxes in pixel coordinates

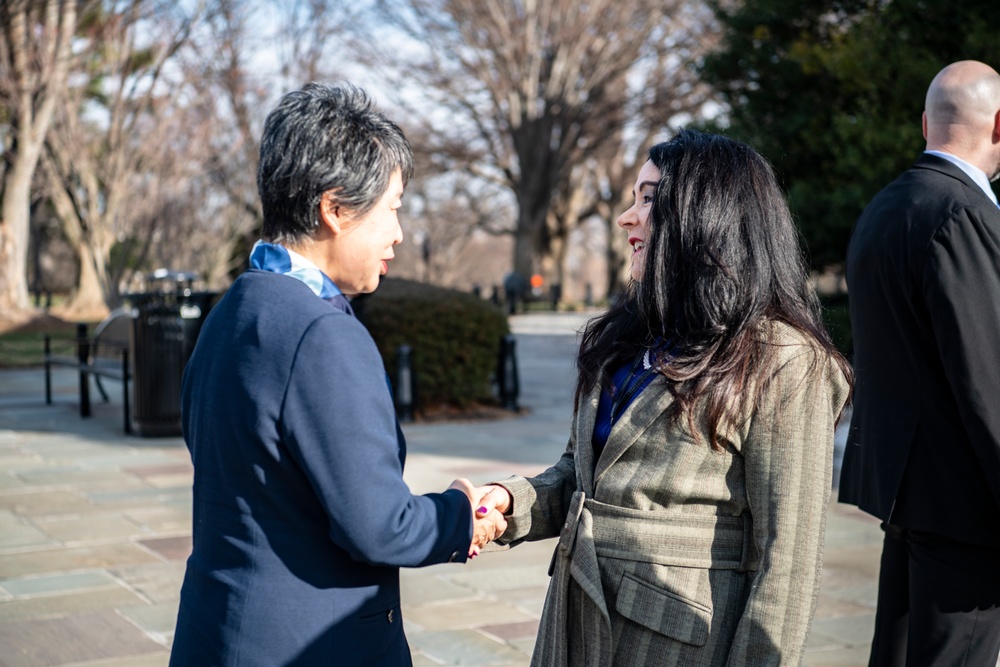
[615,571,712,647]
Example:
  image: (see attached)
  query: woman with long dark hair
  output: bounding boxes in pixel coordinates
[475,129,852,665]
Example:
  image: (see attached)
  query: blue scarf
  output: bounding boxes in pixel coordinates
[249,241,353,315]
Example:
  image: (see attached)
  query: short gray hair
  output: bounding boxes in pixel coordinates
[257,82,414,245]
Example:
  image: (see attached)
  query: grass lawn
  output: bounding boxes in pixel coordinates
[0,315,94,368]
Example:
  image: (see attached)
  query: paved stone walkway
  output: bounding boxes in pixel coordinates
[0,311,886,666]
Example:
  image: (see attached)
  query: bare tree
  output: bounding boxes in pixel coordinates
[370,0,716,292]
[0,0,83,319]
[178,0,359,288]
[273,0,362,86]
[386,121,513,288]
[399,172,516,289]
[595,24,720,297]
[41,0,198,317]
[176,0,267,287]
[543,160,592,297]
[2,0,387,319]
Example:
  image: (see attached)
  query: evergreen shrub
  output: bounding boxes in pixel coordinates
[356,278,510,410]
[819,293,853,359]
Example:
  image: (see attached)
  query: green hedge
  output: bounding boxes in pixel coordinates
[356,278,510,409]
[819,293,853,360]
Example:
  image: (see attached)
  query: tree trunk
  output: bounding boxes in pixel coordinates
[606,215,631,298]
[60,241,109,320]
[547,233,568,305]
[512,208,541,280]
[204,240,237,291]
[0,155,38,317]
[0,0,81,319]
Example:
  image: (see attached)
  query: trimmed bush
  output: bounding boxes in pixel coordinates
[356,278,510,409]
[819,293,853,360]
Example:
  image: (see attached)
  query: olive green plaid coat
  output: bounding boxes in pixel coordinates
[494,324,850,666]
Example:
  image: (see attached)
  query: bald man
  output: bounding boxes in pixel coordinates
[840,60,1000,666]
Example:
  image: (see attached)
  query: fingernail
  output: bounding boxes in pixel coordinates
[477,506,488,514]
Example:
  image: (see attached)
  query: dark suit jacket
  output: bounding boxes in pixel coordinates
[839,153,1000,548]
[169,270,473,667]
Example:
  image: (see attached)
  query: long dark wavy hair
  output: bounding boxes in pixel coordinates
[576,130,852,450]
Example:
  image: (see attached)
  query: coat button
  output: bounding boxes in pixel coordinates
[387,609,394,624]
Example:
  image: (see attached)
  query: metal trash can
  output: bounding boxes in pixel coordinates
[126,270,216,437]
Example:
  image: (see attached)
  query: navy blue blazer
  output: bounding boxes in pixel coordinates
[169,270,473,666]
[839,154,1000,548]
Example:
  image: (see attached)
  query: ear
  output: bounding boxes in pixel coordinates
[993,108,1000,143]
[922,111,929,141]
[319,192,345,236]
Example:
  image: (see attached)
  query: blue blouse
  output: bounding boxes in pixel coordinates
[593,354,659,456]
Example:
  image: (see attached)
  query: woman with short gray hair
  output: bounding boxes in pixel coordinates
[169,83,505,667]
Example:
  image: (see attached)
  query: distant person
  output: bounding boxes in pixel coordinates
[169,83,505,667]
[475,130,852,665]
[839,60,1000,665]
[503,271,527,314]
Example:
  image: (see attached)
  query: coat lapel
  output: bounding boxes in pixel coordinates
[574,388,600,495]
[594,376,674,485]
[544,379,678,666]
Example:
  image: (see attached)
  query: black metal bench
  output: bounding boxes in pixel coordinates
[43,309,133,434]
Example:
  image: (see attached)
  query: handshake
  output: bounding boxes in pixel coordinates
[448,479,512,558]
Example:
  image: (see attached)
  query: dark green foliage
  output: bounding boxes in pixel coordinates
[819,293,852,359]
[356,278,510,409]
[700,0,1000,269]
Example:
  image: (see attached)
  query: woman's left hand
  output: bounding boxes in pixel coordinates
[447,478,508,556]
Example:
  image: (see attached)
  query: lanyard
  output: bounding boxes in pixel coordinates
[609,353,658,425]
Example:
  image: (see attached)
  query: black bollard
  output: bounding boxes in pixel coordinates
[76,323,91,417]
[395,344,414,422]
[496,335,520,411]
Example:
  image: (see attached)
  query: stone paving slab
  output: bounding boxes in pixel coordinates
[81,488,189,509]
[0,610,167,667]
[0,312,924,666]
[0,571,118,597]
[0,492,97,518]
[108,562,186,604]
[118,600,181,638]
[0,516,58,552]
[406,598,537,632]
[0,587,148,623]
[808,613,878,653]
[59,656,169,667]
[479,619,539,643]
[135,536,191,562]
[408,627,529,665]
[32,514,150,545]
[0,544,164,580]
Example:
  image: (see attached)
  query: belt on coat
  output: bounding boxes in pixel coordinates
[556,490,759,573]
[535,490,758,666]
